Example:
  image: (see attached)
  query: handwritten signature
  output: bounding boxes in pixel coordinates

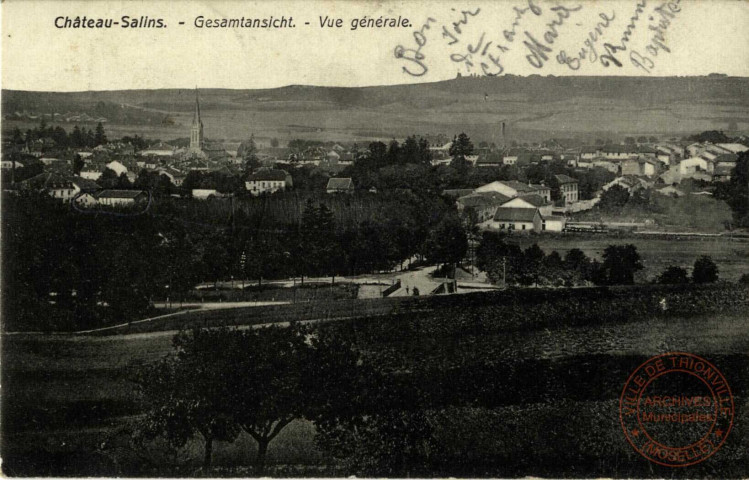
[556,12,616,70]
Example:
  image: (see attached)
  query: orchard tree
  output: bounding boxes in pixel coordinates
[601,244,643,285]
[136,328,241,469]
[657,266,689,284]
[692,256,719,283]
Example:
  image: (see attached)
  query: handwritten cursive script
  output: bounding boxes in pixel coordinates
[556,11,616,70]
[523,4,583,68]
[394,17,437,77]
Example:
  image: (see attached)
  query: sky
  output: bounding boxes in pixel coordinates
[2,0,749,91]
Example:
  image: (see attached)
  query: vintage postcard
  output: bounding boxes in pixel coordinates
[1,0,748,477]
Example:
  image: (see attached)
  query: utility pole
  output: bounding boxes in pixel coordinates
[502,256,507,287]
[230,194,236,234]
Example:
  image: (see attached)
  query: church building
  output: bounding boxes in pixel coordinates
[187,89,228,160]
[189,88,204,155]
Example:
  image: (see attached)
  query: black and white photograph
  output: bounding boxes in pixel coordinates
[1,0,748,477]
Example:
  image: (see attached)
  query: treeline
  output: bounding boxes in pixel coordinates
[8,120,108,149]
[6,118,158,153]
[2,190,464,331]
[476,232,647,286]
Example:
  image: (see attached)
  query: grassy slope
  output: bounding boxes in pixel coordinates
[2,285,748,476]
[3,76,749,143]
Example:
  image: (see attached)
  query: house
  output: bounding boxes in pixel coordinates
[140,142,176,157]
[591,158,619,174]
[105,160,128,176]
[74,192,99,208]
[39,157,61,166]
[542,213,566,232]
[500,194,552,216]
[713,164,734,182]
[245,169,293,196]
[157,167,187,187]
[715,143,749,154]
[491,207,543,232]
[679,157,710,176]
[96,189,147,206]
[657,185,686,197]
[442,188,474,199]
[475,156,504,168]
[475,180,551,202]
[602,175,648,193]
[622,158,659,177]
[19,172,77,201]
[457,192,511,222]
[192,189,219,200]
[0,160,24,169]
[464,155,480,166]
[326,177,355,194]
[70,176,101,194]
[579,146,598,161]
[80,166,104,180]
[554,174,578,204]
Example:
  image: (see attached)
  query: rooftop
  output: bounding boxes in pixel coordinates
[247,169,289,181]
[493,207,540,222]
[96,189,146,199]
[327,177,354,190]
[554,174,577,184]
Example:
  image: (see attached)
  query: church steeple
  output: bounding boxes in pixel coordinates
[189,87,204,153]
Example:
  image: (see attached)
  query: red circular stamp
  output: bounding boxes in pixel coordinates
[620,352,734,467]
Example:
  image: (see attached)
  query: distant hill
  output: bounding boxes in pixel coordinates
[3,76,749,143]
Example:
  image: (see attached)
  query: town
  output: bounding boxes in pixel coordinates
[3,90,747,230]
[2,86,749,478]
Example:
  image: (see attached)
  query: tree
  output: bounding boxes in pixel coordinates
[598,185,630,211]
[11,126,24,145]
[228,324,364,474]
[692,256,719,283]
[600,244,643,285]
[423,215,467,270]
[71,125,85,148]
[137,328,241,469]
[714,152,749,226]
[368,141,388,169]
[299,200,338,278]
[238,135,260,173]
[72,154,85,175]
[270,137,279,148]
[94,122,107,146]
[98,168,120,189]
[449,133,474,169]
[657,266,689,284]
[688,130,729,144]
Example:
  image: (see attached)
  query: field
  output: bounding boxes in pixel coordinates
[509,235,749,282]
[572,194,735,233]
[2,284,748,476]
